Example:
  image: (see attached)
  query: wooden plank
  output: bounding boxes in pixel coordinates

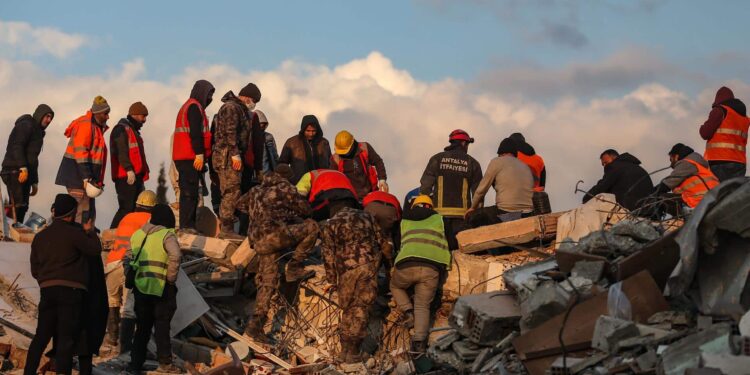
[457,212,563,254]
[8,225,35,243]
[512,271,668,375]
[230,238,256,268]
[225,328,293,369]
[178,233,231,259]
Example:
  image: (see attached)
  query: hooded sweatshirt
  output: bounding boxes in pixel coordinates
[699,87,747,145]
[660,152,711,190]
[187,80,215,156]
[1,105,52,184]
[584,153,654,212]
[278,115,332,184]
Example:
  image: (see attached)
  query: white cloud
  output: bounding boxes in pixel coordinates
[0,52,746,227]
[0,20,88,58]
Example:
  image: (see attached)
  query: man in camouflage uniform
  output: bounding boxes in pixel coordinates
[320,200,392,363]
[212,83,261,238]
[237,166,318,342]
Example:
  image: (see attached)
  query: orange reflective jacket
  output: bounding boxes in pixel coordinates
[107,211,151,264]
[331,142,378,192]
[363,191,402,220]
[63,111,108,182]
[173,98,211,161]
[704,105,749,164]
[518,152,545,192]
[673,159,720,208]
[309,169,358,203]
[111,124,149,181]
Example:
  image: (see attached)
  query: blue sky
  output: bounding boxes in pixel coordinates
[2,0,747,90]
[0,0,748,223]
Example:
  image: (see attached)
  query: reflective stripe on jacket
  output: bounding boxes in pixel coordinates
[704,105,749,164]
[395,214,451,270]
[673,158,720,208]
[130,227,173,296]
[173,98,211,161]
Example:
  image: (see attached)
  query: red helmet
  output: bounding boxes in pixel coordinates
[449,129,474,143]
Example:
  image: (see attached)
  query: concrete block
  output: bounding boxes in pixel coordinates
[701,353,750,375]
[591,315,639,353]
[520,281,570,330]
[178,233,231,259]
[660,323,732,375]
[571,260,605,282]
[609,220,660,243]
[636,349,657,371]
[449,291,520,345]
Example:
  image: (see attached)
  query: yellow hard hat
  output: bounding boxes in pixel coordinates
[411,195,433,209]
[334,131,355,155]
[136,190,157,208]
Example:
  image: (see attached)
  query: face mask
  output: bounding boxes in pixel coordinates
[246,101,256,111]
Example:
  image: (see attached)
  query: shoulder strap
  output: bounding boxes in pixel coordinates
[132,232,151,264]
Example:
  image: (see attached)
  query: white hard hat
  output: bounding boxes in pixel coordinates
[85,183,103,198]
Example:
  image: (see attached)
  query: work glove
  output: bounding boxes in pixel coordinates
[193,154,204,171]
[126,170,136,185]
[231,155,242,171]
[30,184,38,197]
[18,168,28,183]
[377,179,389,193]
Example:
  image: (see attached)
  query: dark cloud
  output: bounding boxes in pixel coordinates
[538,21,589,48]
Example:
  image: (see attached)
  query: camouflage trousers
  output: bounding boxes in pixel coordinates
[67,188,95,225]
[338,264,378,341]
[216,167,241,228]
[253,219,319,320]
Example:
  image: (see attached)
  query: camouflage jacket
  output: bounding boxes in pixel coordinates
[320,207,391,285]
[238,172,312,242]
[212,91,250,168]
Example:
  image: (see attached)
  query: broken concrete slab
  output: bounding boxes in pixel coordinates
[696,232,750,318]
[449,291,521,346]
[609,220,660,243]
[570,260,605,282]
[636,349,657,371]
[229,237,255,268]
[520,281,570,331]
[701,353,750,375]
[456,212,563,254]
[659,323,733,375]
[591,316,639,353]
[502,258,557,298]
[555,193,628,249]
[178,233,233,259]
[443,251,533,299]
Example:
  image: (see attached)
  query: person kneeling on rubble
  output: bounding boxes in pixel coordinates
[296,168,359,220]
[320,198,392,363]
[238,165,319,342]
[654,143,720,213]
[126,204,182,374]
[390,195,451,354]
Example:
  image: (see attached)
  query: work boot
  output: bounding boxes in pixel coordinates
[119,318,136,354]
[410,340,427,354]
[285,261,315,282]
[106,307,120,346]
[155,363,182,374]
[244,318,271,344]
[401,310,415,329]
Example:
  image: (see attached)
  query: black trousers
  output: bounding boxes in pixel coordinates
[110,177,145,228]
[709,161,746,182]
[443,217,469,250]
[1,173,31,223]
[175,160,201,230]
[130,284,178,370]
[467,206,531,228]
[25,286,85,375]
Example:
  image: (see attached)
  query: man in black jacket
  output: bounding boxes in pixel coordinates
[1,104,54,223]
[25,194,102,375]
[109,102,150,228]
[583,149,654,213]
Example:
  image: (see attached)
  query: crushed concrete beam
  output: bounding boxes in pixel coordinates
[450,291,521,345]
[230,237,255,268]
[457,212,563,254]
[178,233,232,259]
[443,251,532,299]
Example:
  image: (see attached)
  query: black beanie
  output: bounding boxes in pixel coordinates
[497,138,518,156]
[239,83,261,103]
[150,204,176,229]
[32,104,54,124]
[53,194,77,219]
[509,132,525,144]
[668,143,694,159]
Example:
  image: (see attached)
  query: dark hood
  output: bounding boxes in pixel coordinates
[299,114,324,142]
[509,133,535,155]
[713,86,746,116]
[221,90,243,105]
[190,80,215,108]
[32,104,54,125]
[713,86,734,106]
[119,117,143,132]
[615,152,641,165]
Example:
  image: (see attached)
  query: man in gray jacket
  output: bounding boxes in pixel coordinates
[466,138,533,227]
[655,143,720,210]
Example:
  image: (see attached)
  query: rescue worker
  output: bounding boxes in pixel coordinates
[296,169,359,220]
[1,104,53,223]
[212,83,261,238]
[363,190,402,254]
[256,110,279,174]
[104,190,156,352]
[319,199,391,363]
[173,80,215,232]
[389,195,450,354]
[419,129,482,249]
[584,149,654,213]
[700,86,749,181]
[55,96,111,225]
[655,144,719,209]
[509,133,546,192]
[332,130,388,199]
[109,102,150,228]
[278,114,332,184]
[466,138,533,227]
[25,194,101,375]
[237,167,319,342]
[238,109,266,236]
[126,204,181,374]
